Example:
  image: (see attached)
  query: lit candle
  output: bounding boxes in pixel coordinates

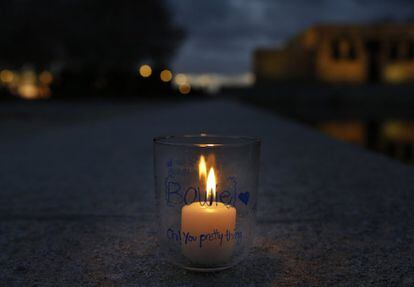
[181,155,237,265]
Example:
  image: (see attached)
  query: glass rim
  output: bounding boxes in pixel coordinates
[153,134,261,147]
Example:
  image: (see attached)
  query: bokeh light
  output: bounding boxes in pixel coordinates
[179,83,191,94]
[39,71,53,85]
[174,73,188,85]
[160,69,173,82]
[0,70,14,84]
[18,84,39,100]
[139,64,152,77]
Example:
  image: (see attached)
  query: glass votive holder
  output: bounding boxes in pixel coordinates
[153,134,261,271]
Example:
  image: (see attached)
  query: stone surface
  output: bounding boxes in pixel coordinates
[1,100,414,286]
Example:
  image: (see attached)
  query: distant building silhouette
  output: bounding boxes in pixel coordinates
[254,23,414,84]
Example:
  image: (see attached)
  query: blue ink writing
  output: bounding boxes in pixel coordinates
[199,229,224,248]
[182,232,197,244]
[166,227,243,247]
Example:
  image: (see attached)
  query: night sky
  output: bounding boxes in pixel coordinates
[167,0,414,74]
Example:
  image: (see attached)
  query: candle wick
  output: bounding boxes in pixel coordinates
[209,190,213,206]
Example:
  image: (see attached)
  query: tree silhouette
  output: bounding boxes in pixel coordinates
[0,0,184,96]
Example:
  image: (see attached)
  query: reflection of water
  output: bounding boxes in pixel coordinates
[0,69,52,100]
[317,120,414,164]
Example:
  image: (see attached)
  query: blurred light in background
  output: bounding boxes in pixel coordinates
[18,70,40,100]
[178,83,191,94]
[0,69,52,100]
[160,69,173,82]
[318,121,365,146]
[0,70,14,84]
[39,71,53,85]
[384,66,405,84]
[174,73,188,86]
[174,73,191,94]
[139,64,152,78]
[173,73,254,93]
[18,83,39,100]
[383,121,414,141]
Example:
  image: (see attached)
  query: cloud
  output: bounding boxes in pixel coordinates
[167,0,413,74]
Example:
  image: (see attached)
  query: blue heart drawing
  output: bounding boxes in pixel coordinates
[238,192,250,205]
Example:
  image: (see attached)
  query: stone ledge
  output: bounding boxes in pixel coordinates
[1,101,413,286]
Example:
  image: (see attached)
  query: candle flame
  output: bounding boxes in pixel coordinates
[198,155,207,181]
[207,167,216,201]
[198,155,217,203]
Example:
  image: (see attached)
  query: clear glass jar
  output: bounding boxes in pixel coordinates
[153,134,261,271]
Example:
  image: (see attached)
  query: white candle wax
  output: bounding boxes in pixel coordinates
[181,202,236,265]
